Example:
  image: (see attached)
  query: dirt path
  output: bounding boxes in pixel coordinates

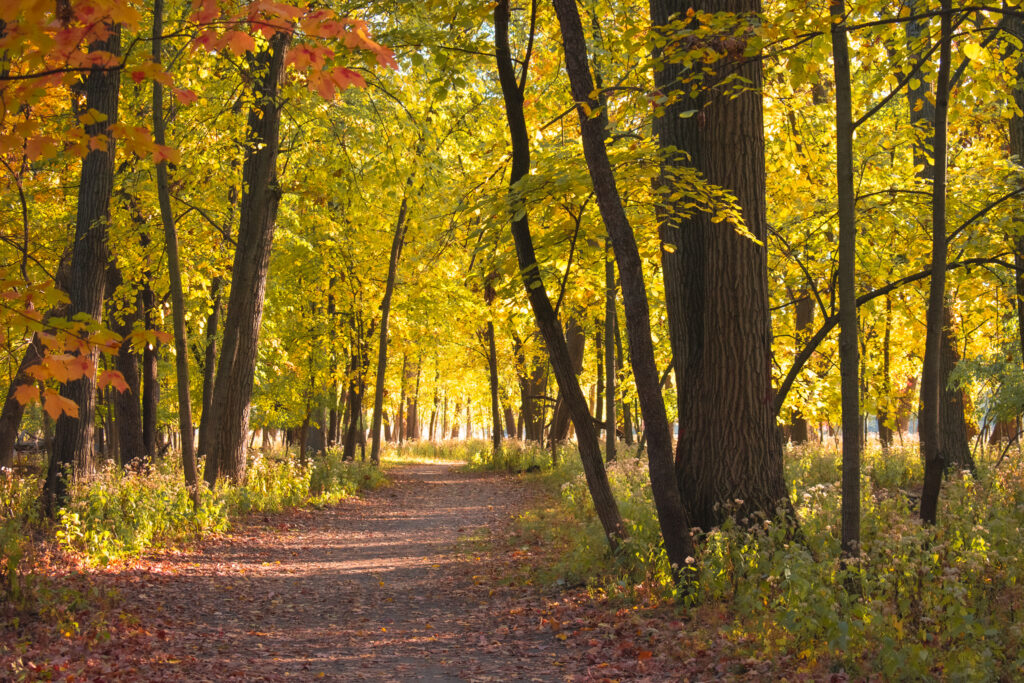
[99,463,573,681]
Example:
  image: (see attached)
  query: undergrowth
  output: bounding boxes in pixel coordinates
[0,447,386,619]
[507,442,1024,680]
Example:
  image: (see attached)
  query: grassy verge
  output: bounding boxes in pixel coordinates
[484,441,1024,680]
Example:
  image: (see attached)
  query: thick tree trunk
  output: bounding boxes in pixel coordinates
[43,24,121,514]
[937,308,974,472]
[553,0,696,567]
[496,0,624,549]
[203,32,291,486]
[650,0,788,532]
[369,198,411,464]
[0,338,44,468]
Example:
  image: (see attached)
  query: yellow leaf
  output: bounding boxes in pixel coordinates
[962,43,981,62]
[42,389,79,420]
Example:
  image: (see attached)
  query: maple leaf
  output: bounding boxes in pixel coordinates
[222,30,256,56]
[13,383,39,406]
[153,145,181,164]
[98,370,130,393]
[42,388,78,420]
[25,136,57,161]
[173,88,199,105]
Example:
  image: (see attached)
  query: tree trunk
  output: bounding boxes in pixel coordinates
[141,283,159,459]
[605,246,617,462]
[43,23,121,514]
[153,0,197,496]
[106,267,145,467]
[203,31,291,486]
[197,276,222,458]
[553,0,696,566]
[485,290,502,454]
[789,290,814,444]
[938,307,974,473]
[549,313,586,443]
[495,0,625,549]
[878,295,894,449]
[649,0,788,532]
[831,0,861,557]
[919,0,953,525]
[614,320,633,446]
[369,198,411,464]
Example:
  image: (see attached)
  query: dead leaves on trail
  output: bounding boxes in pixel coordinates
[3,464,792,682]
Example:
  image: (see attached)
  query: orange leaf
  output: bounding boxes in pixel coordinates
[98,369,130,393]
[223,30,256,56]
[153,145,181,164]
[637,650,653,661]
[153,330,173,345]
[13,383,39,406]
[25,136,58,161]
[42,389,78,420]
[173,88,198,105]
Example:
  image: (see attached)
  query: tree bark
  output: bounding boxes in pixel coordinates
[203,31,291,486]
[553,0,696,568]
[496,0,625,549]
[919,0,953,525]
[938,307,974,473]
[197,276,222,458]
[605,246,617,461]
[878,295,894,449]
[106,266,145,467]
[831,0,861,557]
[153,0,198,496]
[141,282,159,459]
[369,198,411,464]
[650,0,789,532]
[43,23,121,514]
[789,290,814,444]
[549,313,586,444]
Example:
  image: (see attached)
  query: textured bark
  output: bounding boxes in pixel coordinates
[549,313,586,443]
[203,32,291,486]
[831,0,861,556]
[553,0,695,567]
[197,277,222,458]
[919,0,953,525]
[153,0,197,495]
[936,308,974,472]
[369,198,410,463]
[496,0,624,549]
[1009,8,1024,435]
[43,24,121,514]
[141,283,159,459]
[650,0,788,531]
[788,290,814,444]
[106,267,145,467]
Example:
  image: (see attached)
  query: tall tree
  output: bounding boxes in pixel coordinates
[42,22,122,514]
[494,0,625,549]
[203,31,292,485]
[649,0,789,530]
[552,0,697,572]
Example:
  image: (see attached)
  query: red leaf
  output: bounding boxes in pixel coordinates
[98,370,130,393]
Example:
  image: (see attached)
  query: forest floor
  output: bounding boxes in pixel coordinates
[3,462,775,682]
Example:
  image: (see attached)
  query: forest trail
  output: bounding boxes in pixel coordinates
[80,463,576,681]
